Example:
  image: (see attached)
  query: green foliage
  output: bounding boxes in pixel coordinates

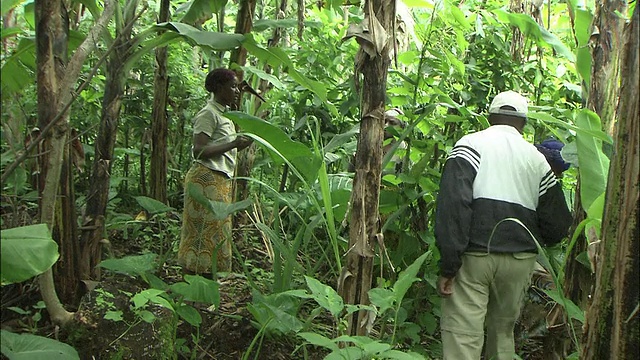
[0,330,80,360]
[98,253,158,281]
[575,110,610,212]
[0,225,59,285]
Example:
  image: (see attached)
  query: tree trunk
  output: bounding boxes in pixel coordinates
[340,0,394,337]
[34,0,81,315]
[80,1,139,280]
[229,0,258,236]
[149,0,170,204]
[582,6,639,358]
[552,2,628,356]
[588,0,627,135]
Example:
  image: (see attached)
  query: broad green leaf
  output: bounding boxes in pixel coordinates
[297,332,339,351]
[240,65,287,89]
[155,22,244,50]
[253,19,300,32]
[132,289,173,310]
[104,310,124,322]
[0,330,79,360]
[1,38,36,99]
[574,9,594,47]
[1,224,59,285]
[383,349,427,360]
[97,253,157,279]
[449,5,471,30]
[575,110,610,211]
[176,304,202,326]
[186,183,253,220]
[576,47,592,89]
[325,347,364,360]
[586,192,606,222]
[1,27,22,40]
[134,196,174,215]
[528,112,612,143]
[368,288,396,314]
[170,275,220,307]
[494,9,575,62]
[226,111,322,183]
[393,252,429,301]
[247,301,304,335]
[176,0,228,25]
[242,36,332,111]
[76,0,101,19]
[543,289,585,323]
[304,276,344,317]
[362,341,391,355]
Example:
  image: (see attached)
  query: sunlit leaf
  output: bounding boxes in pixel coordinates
[1,225,59,285]
[575,110,609,211]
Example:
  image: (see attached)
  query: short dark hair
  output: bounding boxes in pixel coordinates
[205,68,236,93]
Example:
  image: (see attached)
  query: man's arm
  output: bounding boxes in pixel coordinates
[435,145,478,278]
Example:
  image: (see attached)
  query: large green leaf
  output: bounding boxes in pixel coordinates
[175,0,227,25]
[241,35,332,110]
[97,253,157,279]
[225,111,322,183]
[1,38,36,99]
[0,330,79,360]
[528,112,612,144]
[494,9,575,62]
[393,252,429,301]
[304,276,344,318]
[170,275,220,307]
[0,224,59,285]
[575,110,610,211]
[186,183,253,220]
[134,196,174,215]
[155,22,244,50]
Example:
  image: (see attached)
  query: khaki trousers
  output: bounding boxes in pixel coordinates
[441,252,536,360]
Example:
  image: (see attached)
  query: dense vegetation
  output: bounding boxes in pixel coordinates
[1,0,637,359]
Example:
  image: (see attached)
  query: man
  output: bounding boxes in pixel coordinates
[434,91,572,359]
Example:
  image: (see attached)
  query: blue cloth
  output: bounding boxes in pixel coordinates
[535,139,570,172]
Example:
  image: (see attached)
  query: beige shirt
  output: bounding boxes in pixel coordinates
[192,96,237,178]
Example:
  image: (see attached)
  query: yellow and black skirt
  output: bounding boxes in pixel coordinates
[178,163,232,273]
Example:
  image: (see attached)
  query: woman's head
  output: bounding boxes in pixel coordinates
[205,68,239,107]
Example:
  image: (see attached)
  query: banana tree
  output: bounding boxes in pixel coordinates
[339,0,395,337]
[79,0,246,280]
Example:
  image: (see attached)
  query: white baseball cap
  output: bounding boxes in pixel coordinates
[488,91,528,118]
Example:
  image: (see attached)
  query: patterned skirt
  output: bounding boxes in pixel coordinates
[178,163,232,273]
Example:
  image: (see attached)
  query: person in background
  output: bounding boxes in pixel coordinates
[178,68,252,275]
[535,138,571,178]
[434,91,572,360]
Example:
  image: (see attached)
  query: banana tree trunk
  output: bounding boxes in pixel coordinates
[149,0,170,204]
[80,1,139,280]
[582,6,639,357]
[229,0,257,234]
[340,0,394,337]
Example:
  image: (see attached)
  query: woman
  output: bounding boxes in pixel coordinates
[178,68,252,274]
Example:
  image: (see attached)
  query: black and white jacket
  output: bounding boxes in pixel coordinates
[434,125,572,278]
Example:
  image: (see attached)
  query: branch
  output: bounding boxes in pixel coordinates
[1,4,147,185]
[58,0,116,107]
